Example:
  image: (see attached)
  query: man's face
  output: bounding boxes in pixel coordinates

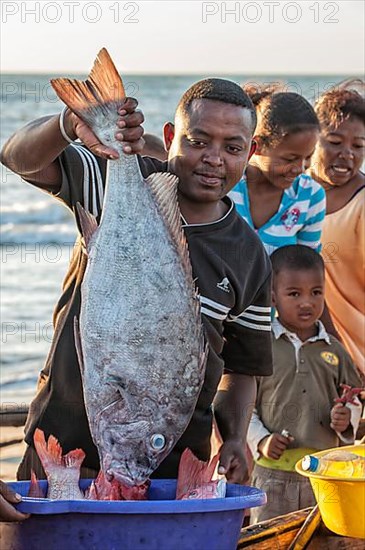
[164,99,254,205]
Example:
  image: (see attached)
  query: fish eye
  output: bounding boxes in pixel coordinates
[150,433,166,451]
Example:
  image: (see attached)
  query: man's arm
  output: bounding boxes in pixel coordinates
[214,373,256,484]
[0,99,144,191]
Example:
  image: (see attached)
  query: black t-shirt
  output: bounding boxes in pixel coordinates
[24,144,273,477]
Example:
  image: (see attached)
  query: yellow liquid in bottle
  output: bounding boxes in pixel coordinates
[302,451,365,478]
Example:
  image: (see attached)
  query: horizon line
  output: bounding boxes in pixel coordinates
[1,71,361,77]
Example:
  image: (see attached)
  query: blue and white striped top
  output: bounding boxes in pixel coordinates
[229,173,326,256]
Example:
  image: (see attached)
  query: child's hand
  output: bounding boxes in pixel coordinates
[257,433,291,460]
[330,403,351,433]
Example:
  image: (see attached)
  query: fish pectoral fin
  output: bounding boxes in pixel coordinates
[146,172,193,278]
[74,316,85,376]
[76,202,98,253]
[50,48,125,129]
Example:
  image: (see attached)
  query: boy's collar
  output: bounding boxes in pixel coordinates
[180,196,234,227]
[272,318,331,345]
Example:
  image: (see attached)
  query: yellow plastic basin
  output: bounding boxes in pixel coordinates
[295,444,365,539]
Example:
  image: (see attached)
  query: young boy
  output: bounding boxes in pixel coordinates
[247,245,362,523]
[1,70,273,499]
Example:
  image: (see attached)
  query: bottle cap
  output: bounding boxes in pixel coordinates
[302,455,319,472]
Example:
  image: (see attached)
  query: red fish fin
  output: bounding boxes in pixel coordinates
[76,202,98,253]
[203,453,220,483]
[28,470,46,498]
[74,316,85,376]
[33,429,61,473]
[50,48,125,128]
[63,448,86,469]
[34,428,85,473]
[176,448,218,500]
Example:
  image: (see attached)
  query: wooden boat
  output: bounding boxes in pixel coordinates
[238,507,364,549]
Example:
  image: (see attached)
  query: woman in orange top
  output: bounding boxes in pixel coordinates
[310,81,365,376]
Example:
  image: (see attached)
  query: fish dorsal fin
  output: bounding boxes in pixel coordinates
[76,202,98,253]
[50,48,125,126]
[74,316,85,377]
[146,172,193,278]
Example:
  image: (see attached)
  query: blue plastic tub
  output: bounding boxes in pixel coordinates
[2,479,266,550]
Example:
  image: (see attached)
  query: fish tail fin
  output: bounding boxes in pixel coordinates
[33,428,85,473]
[28,470,46,498]
[51,48,125,128]
[33,428,60,473]
[176,448,219,499]
[63,448,86,470]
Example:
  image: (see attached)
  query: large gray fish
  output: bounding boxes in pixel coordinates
[51,49,206,486]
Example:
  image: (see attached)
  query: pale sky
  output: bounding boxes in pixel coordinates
[1,1,364,74]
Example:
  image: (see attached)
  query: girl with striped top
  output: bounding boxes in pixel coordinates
[229,89,326,256]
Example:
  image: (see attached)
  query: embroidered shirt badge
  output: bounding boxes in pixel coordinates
[281,208,300,231]
[321,351,339,366]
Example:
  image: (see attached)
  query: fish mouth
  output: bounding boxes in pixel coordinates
[106,460,150,487]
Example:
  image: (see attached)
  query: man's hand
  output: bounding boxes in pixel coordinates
[64,97,145,159]
[258,433,291,460]
[217,439,249,484]
[0,480,30,522]
[330,403,351,433]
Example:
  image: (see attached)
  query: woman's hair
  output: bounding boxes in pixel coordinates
[314,79,365,130]
[242,83,319,148]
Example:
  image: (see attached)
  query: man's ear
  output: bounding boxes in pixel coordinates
[163,122,175,152]
[252,136,264,155]
[271,289,276,308]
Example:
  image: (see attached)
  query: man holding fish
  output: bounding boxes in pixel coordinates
[1,50,273,510]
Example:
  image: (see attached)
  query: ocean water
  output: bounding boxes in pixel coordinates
[0,73,353,406]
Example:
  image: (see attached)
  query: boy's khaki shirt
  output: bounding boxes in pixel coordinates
[249,320,362,459]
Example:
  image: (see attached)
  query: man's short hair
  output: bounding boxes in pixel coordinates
[176,78,257,132]
[271,245,324,275]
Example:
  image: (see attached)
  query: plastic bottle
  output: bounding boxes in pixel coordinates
[302,450,365,478]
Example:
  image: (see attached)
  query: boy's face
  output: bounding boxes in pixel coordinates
[311,117,365,186]
[254,130,319,189]
[272,267,325,340]
[164,99,255,206]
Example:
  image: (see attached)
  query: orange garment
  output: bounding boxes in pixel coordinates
[321,188,365,375]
